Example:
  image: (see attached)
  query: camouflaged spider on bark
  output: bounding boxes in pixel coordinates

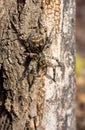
[10,19,56,86]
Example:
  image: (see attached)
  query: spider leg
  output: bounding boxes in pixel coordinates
[10,19,27,41]
[46,56,64,82]
[16,60,38,87]
[16,66,32,86]
[53,66,56,82]
[28,60,38,87]
[47,56,65,82]
[23,52,37,58]
[47,56,63,67]
[51,56,65,72]
[46,63,56,82]
[44,27,54,50]
[10,19,20,34]
[33,116,37,130]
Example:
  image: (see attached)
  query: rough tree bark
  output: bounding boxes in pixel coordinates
[0,0,75,130]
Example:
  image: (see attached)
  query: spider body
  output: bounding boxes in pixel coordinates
[10,19,55,86]
[24,32,48,79]
[27,33,45,53]
[17,31,52,86]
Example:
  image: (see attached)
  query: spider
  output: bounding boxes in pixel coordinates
[10,19,58,87]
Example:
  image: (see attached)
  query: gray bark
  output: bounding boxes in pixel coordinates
[0,0,76,130]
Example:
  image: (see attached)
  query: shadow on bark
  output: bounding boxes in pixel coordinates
[0,65,12,130]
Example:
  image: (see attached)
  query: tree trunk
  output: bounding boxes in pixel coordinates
[0,0,76,130]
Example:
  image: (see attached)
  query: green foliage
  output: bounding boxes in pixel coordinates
[76,54,85,77]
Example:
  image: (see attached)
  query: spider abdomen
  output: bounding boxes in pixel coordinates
[28,33,45,52]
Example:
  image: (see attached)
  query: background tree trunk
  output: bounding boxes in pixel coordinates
[0,0,76,130]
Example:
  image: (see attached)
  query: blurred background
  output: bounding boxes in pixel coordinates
[76,0,85,130]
